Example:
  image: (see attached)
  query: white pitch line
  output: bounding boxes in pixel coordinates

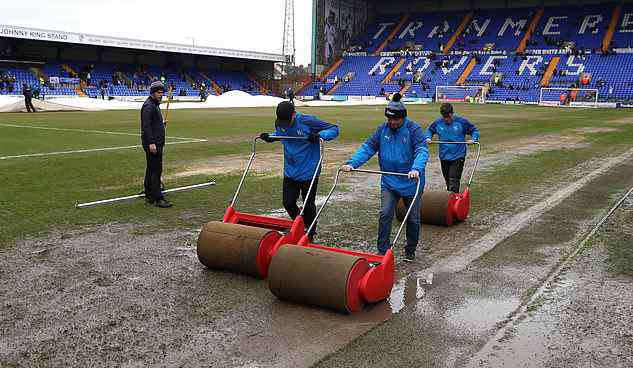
[0,139,207,160]
[0,123,204,141]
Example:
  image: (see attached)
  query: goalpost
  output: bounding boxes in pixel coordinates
[539,87,599,108]
[435,85,486,104]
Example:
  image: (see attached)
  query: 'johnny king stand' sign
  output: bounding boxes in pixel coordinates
[0,24,284,62]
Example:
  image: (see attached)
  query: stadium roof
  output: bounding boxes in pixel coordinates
[0,24,285,62]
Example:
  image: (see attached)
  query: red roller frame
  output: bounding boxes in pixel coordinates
[430,141,480,225]
[277,168,420,313]
[218,135,323,277]
[294,234,396,313]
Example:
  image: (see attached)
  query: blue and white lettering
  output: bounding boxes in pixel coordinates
[565,55,585,75]
[399,21,424,39]
[369,57,396,75]
[428,21,450,38]
[373,23,395,39]
[442,56,468,74]
[498,18,527,37]
[519,56,543,75]
[579,15,603,34]
[471,18,491,37]
[543,16,567,35]
[480,56,507,75]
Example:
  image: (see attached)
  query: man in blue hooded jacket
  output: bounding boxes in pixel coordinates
[425,103,480,193]
[260,101,339,239]
[342,94,428,262]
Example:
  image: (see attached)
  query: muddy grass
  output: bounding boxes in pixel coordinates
[315,152,633,368]
[470,199,633,368]
[166,143,360,179]
[2,133,632,367]
[0,223,266,367]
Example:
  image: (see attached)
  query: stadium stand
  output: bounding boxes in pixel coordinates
[302,3,633,105]
[0,60,265,98]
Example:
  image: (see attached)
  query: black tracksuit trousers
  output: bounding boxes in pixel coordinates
[144,146,164,202]
[282,176,319,237]
[25,97,36,112]
[441,158,465,193]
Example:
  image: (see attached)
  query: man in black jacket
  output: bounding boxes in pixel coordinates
[22,84,36,112]
[141,81,172,208]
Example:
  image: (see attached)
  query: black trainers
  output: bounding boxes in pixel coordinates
[404,252,415,262]
[154,199,173,208]
[145,197,154,204]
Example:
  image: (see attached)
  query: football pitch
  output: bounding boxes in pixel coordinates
[2,103,633,366]
[1,103,632,246]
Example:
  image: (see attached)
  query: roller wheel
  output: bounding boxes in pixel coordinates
[268,245,370,313]
[197,221,281,278]
[395,199,407,222]
[420,191,453,226]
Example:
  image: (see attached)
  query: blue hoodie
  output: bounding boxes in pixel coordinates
[272,112,339,181]
[425,115,479,161]
[347,118,428,197]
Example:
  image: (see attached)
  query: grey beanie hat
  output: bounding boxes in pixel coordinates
[149,80,165,94]
[385,93,407,118]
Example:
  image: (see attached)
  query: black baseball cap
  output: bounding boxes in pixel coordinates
[275,101,295,127]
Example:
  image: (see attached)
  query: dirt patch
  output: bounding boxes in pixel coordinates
[610,116,633,125]
[494,134,585,156]
[572,126,622,134]
[203,133,256,145]
[470,234,633,368]
[167,143,360,179]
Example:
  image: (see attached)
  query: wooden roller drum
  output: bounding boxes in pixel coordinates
[395,191,453,226]
[197,221,282,278]
[268,245,371,313]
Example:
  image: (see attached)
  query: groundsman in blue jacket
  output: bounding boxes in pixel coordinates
[342,94,428,262]
[260,101,339,239]
[425,103,480,193]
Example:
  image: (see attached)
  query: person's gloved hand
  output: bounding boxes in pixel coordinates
[259,133,275,143]
[308,132,320,143]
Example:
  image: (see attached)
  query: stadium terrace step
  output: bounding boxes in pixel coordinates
[602,5,621,52]
[199,72,221,95]
[457,58,478,85]
[247,72,267,95]
[294,76,315,97]
[444,12,474,55]
[516,8,544,53]
[29,67,46,83]
[399,80,412,95]
[183,72,196,87]
[374,14,410,55]
[320,58,344,81]
[541,56,561,87]
[326,80,344,95]
[382,58,406,84]
[61,64,79,78]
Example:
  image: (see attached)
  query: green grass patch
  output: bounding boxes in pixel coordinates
[2,104,633,246]
[598,205,633,277]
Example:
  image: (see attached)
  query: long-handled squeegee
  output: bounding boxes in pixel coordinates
[75,181,215,209]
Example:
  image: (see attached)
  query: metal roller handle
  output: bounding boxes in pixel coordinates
[427,141,481,187]
[306,168,421,248]
[230,135,324,214]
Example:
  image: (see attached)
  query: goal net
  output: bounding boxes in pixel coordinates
[435,85,486,104]
[539,87,599,108]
